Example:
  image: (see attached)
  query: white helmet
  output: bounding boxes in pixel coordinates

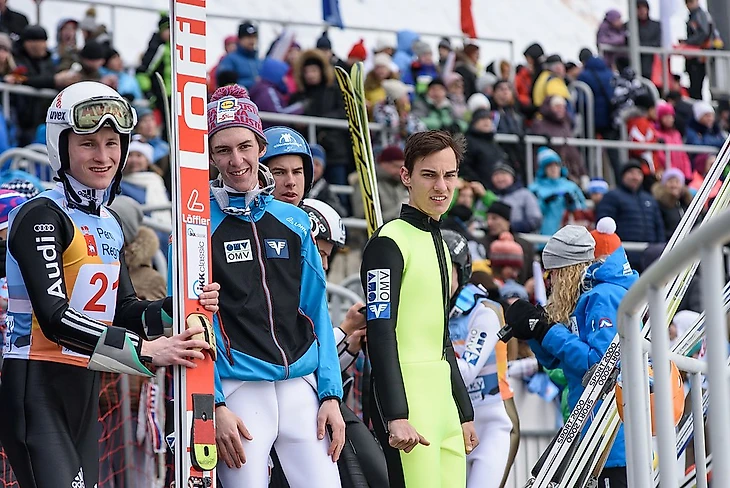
[46,81,137,204]
[301,198,346,248]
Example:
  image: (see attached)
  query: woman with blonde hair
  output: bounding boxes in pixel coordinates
[503,224,638,488]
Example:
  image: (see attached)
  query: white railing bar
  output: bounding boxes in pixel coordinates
[701,244,730,486]
[690,372,709,488]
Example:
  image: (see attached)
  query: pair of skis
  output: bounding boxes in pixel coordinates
[526,135,730,487]
[560,171,730,488]
[334,62,383,235]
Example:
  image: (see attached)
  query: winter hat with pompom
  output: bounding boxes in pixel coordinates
[590,217,622,258]
[207,85,265,143]
[489,232,524,269]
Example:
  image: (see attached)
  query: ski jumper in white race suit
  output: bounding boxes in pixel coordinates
[449,283,513,488]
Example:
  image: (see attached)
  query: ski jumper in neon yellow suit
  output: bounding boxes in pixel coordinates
[360,205,474,487]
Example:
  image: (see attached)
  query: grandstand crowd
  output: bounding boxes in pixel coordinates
[0,0,726,485]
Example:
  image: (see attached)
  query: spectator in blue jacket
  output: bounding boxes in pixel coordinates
[529,147,587,238]
[596,159,665,271]
[217,21,262,90]
[685,101,726,159]
[392,30,419,78]
[249,57,304,124]
[577,55,615,133]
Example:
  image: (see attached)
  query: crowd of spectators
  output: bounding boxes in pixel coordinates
[0,0,726,481]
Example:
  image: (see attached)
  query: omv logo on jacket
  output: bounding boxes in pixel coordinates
[366,268,391,320]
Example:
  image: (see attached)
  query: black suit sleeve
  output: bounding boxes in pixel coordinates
[360,235,408,421]
[445,336,475,423]
[8,199,142,355]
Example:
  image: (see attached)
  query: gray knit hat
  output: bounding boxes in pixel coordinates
[542,225,596,270]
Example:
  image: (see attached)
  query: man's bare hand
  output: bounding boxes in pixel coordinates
[387,419,430,453]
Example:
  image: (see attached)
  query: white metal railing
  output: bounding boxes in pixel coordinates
[598,43,730,96]
[38,0,516,66]
[0,82,720,185]
[619,208,730,487]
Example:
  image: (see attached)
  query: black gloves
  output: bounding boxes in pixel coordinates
[505,299,554,343]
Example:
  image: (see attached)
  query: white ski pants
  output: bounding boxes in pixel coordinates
[217,374,341,488]
[466,401,513,488]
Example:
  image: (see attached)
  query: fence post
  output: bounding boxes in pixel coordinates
[119,374,134,488]
[525,140,534,186]
[701,245,730,487]
[690,372,709,488]
[307,123,317,145]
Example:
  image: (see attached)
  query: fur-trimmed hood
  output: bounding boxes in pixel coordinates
[125,225,160,269]
[293,48,333,92]
[651,182,692,209]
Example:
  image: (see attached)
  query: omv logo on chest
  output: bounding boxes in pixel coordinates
[264,239,289,259]
[224,239,253,263]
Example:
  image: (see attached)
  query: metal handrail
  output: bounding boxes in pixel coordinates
[618,208,730,488]
[40,0,515,65]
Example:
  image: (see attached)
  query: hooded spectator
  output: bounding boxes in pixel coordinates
[249,57,305,122]
[459,109,507,187]
[597,9,627,69]
[52,17,78,69]
[438,37,452,71]
[682,0,712,99]
[529,147,587,237]
[392,30,419,77]
[289,48,352,185]
[402,40,440,94]
[577,54,615,133]
[215,20,261,90]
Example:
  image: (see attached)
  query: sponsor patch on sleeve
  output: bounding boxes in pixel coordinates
[366,268,391,320]
[463,329,487,366]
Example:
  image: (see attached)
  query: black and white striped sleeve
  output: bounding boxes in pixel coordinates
[8,200,141,356]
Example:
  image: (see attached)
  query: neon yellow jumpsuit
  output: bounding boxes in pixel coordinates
[361,205,474,487]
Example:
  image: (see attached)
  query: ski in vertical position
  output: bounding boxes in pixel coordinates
[168,1,217,487]
[335,63,383,235]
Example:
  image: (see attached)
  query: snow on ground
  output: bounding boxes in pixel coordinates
[13,0,696,70]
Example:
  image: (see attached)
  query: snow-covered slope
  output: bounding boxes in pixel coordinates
[13,0,693,69]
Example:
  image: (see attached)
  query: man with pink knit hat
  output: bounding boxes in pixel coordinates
[204,85,344,487]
